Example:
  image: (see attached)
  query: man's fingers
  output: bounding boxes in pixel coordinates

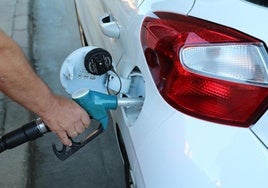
[67,129,78,138]
[81,115,90,128]
[66,122,85,138]
[75,123,85,134]
[57,131,72,146]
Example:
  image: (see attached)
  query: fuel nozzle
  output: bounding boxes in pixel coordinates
[72,88,144,129]
[52,88,144,160]
[72,88,117,129]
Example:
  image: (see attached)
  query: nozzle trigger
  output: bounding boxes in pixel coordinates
[52,124,103,161]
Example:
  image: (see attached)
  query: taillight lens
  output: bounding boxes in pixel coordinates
[141,12,268,127]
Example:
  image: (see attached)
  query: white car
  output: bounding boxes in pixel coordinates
[74,0,268,187]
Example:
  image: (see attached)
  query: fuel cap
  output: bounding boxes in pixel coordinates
[84,48,113,75]
[60,46,109,94]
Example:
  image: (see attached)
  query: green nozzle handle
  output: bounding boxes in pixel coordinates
[72,89,117,130]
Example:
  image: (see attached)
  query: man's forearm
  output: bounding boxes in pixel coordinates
[0,30,55,118]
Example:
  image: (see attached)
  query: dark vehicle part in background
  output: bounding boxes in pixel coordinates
[244,0,268,7]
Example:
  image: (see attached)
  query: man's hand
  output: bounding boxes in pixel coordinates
[0,30,90,146]
[40,95,90,146]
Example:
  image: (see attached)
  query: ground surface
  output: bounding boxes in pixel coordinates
[30,0,125,187]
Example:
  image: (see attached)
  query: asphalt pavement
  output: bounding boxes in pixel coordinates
[0,0,125,187]
[0,0,33,187]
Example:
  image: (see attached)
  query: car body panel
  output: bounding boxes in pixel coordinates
[137,114,268,188]
[252,112,268,148]
[75,0,268,187]
[138,0,195,14]
[189,0,268,46]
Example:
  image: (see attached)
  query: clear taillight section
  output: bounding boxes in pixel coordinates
[181,44,268,85]
[141,12,268,127]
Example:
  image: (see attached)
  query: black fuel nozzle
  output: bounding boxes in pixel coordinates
[0,118,48,153]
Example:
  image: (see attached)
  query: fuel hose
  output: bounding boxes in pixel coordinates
[0,118,48,153]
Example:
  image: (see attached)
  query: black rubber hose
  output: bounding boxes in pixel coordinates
[0,120,46,153]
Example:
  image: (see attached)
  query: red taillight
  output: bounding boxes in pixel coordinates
[141,12,268,127]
